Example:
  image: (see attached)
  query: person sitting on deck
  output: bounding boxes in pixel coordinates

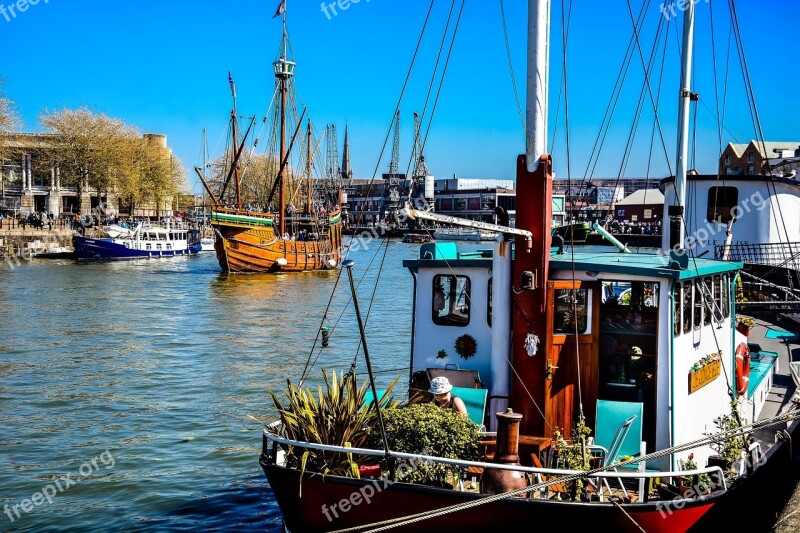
[428,377,468,418]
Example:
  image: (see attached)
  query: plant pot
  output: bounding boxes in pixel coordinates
[737,323,752,336]
[358,464,382,479]
[706,455,728,471]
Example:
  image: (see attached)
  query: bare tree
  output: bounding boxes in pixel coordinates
[0,80,21,178]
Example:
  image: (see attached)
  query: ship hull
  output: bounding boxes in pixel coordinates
[73,236,201,260]
[261,416,800,533]
[261,461,711,533]
[211,209,342,273]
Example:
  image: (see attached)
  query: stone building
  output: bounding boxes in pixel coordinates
[0,132,175,217]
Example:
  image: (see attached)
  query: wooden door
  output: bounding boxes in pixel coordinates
[543,280,600,440]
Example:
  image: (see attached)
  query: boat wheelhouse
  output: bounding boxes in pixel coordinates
[661,173,800,308]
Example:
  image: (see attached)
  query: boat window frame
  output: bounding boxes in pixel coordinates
[694,281,703,330]
[432,274,471,327]
[703,277,713,326]
[707,186,739,224]
[722,274,730,318]
[683,279,693,334]
[673,282,682,337]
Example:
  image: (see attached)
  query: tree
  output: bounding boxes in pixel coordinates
[39,107,139,213]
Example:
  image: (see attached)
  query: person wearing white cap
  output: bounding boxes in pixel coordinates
[428,376,468,418]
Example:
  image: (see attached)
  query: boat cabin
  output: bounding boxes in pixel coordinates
[405,240,771,470]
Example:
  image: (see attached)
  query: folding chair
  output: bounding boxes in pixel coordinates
[593,400,648,500]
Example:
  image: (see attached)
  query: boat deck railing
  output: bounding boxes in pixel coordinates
[716,241,800,270]
[262,428,730,503]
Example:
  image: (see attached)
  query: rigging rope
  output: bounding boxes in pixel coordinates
[500,0,525,135]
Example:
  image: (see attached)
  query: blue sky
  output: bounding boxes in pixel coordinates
[1,0,798,193]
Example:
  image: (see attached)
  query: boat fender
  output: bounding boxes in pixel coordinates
[326,259,337,269]
[276,258,288,267]
[735,342,751,396]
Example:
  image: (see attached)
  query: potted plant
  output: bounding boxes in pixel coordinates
[676,453,710,496]
[737,316,755,336]
[551,419,593,500]
[706,401,747,478]
[269,370,400,480]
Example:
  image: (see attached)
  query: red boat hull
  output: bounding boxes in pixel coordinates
[261,461,712,533]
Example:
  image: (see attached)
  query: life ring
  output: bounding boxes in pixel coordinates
[735,342,751,396]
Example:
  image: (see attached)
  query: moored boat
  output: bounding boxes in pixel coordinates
[433,227,496,241]
[259,2,800,531]
[402,232,433,243]
[552,221,591,243]
[73,223,201,260]
[199,236,215,252]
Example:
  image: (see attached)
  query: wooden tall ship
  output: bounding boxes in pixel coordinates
[197,14,342,274]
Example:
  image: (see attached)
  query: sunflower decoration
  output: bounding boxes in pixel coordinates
[454,334,477,360]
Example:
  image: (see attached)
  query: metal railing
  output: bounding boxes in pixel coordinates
[716,241,800,271]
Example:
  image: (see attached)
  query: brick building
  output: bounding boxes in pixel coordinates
[719,140,800,175]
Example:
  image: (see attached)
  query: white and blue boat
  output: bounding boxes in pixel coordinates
[73,223,202,260]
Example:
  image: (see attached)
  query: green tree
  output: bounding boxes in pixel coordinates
[39,107,138,213]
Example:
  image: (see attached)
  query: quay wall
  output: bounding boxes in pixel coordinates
[0,229,74,256]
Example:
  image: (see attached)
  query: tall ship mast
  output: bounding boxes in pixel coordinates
[195,7,343,273]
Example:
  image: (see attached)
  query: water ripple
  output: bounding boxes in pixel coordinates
[0,244,425,531]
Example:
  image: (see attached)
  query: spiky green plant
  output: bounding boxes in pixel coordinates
[269,370,399,478]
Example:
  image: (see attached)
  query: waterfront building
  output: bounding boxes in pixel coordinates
[719,140,800,175]
[0,132,176,218]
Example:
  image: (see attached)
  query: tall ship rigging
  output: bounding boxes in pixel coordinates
[196,9,342,273]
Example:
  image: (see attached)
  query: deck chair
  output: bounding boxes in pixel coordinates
[593,400,648,500]
[451,386,488,428]
[361,390,387,411]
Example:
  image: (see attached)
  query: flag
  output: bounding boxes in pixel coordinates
[272,0,286,18]
[228,71,236,100]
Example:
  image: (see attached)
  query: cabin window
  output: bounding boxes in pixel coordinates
[673,282,682,337]
[554,288,590,334]
[487,277,492,327]
[694,282,703,329]
[703,277,713,326]
[433,275,471,327]
[707,186,739,223]
[683,280,693,334]
[713,275,723,322]
[722,274,730,318]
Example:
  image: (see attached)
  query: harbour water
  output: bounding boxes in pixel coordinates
[0,240,427,532]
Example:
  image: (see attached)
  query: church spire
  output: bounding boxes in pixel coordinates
[341,123,353,181]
